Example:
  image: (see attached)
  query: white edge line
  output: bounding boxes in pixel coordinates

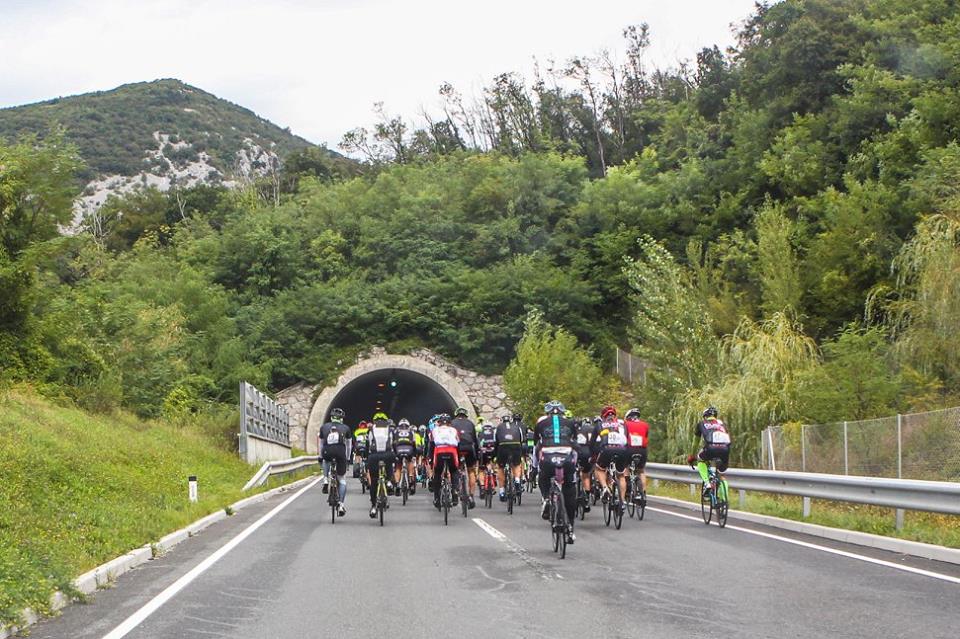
[646,506,960,585]
[101,477,323,639]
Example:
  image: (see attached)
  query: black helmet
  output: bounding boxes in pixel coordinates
[454,406,469,418]
[330,407,345,421]
[512,412,522,421]
[703,406,718,419]
[625,407,641,420]
[438,413,452,424]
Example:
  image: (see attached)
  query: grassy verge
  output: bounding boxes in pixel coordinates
[648,480,960,549]
[0,387,312,628]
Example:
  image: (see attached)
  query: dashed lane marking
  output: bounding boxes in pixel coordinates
[472,518,560,580]
[647,506,960,585]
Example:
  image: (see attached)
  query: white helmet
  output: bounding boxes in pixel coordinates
[398,418,410,427]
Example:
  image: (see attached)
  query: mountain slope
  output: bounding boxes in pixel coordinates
[0,79,335,217]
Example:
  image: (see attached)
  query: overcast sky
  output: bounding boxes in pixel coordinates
[1,0,761,147]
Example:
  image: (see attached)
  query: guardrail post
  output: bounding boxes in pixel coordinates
[802,496,811,518]
[895,508,904,531]
[653,479,659,489]
[739,489,746,508]
[843,421,849,475]
[690,483,696,496]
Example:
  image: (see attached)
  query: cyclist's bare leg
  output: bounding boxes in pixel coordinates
[581,470,592,493]
[596,466,609,491]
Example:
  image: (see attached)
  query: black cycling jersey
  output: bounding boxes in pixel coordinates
[696,418,731,449]
[494,421,524,447]
[534,414,577,448]
[478,423,497,449]
[318,421,352,454]
[452,417,478,453]
[574,419,600,453]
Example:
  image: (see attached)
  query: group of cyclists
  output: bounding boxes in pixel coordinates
[317,400,732,546]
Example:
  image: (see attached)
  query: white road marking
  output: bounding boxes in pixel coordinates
[472,518,558,579]
[101,477,323,639]
[647,506,960,585]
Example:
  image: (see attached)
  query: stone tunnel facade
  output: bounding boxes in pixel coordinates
[277,347,511,453]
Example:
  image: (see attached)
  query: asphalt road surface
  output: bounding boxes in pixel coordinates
[26,476,960,639]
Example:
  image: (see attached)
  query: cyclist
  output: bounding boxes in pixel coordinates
[574,415,600,513]
[352,420,370,478]
[366,412,396,518]
[393,418,418,496]
[520,415,537,485]
[415,425,427,483]
[428,413,461,509]
[452,406,479,509]
[534,400,577,544]
[494,413,524,501]
[319,407,352,517]
[595,406,629,504]
[687,406,731,501]
[478,416,498,496]
[624,408,650,500]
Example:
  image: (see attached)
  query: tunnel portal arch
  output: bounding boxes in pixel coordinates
[305,354,475,454]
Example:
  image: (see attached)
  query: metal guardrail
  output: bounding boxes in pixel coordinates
[645,463,960,516]
[242,456,319,491]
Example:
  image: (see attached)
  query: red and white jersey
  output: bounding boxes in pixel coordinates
[432,424,460,448]
[624,419,650,448]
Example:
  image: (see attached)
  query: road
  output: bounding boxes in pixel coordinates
[26,476,960,639]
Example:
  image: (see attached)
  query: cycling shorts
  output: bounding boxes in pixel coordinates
[479,449,496,466]
[628,447,648,470]
[367,452,396,477]
[597,448,629,472]
[496,445,523,467]
[321,448,348,476]
[698,447,730,472]
[395,445,415,461]
[576,446,595,472]
[458,448,478,467]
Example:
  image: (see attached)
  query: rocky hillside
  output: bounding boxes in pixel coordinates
[0,79,331,220]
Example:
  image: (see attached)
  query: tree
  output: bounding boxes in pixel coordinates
[504,310,614,423]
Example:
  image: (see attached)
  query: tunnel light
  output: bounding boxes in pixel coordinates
[377,383,385,388]
[389,380,398,388]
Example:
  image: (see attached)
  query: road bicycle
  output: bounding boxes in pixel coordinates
[602,465,625,530]
[625,455,647,521]
[697,460,729,527]
[548,465,570,559]
[459,455,470,518]
[501,460,519,515]
[357,458,369,494]
[482,462,497,509]
[439,464,454,525]
[575,472,588,521]
[374,462,389,526]
[526,457,538,494]
[399,457,411,506]
[327,465,341,524]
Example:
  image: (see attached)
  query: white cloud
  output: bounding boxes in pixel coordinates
[0,0,759,147]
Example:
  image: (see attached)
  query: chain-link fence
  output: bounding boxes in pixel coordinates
[761,406,960,481]
[615,348,648,385]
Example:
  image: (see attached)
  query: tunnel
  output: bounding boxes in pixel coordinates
[324,368,457,428]
[305,353,477,454]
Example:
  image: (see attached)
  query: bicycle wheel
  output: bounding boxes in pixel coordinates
[717,497,728,528]
[402,475,408,506]
[507,482,514,515]
[700,484,713,525]
[555,489,568,559]
[613,488,624,530]
[551,494,561,553]
[442,482,450,526]
[603,494,611,526]
[637,490,646,521]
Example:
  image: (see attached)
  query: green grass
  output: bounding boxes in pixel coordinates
[648,480,960,548]
[0,387,311,627]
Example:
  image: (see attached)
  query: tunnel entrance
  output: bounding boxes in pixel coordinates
[325,368,457,427]
[305,353,476,454]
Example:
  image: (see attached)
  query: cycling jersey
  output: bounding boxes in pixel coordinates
[478,424,497,452]
[452,417,478,454]
[598,419,628,449]
[367,420,394,453]
[534,413,577,449]
[696,418,731,449]
[353,427,370,455]
[624,418,650,449]
[319,421,352,454]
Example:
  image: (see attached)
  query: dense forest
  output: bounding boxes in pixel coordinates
[2,0,959,463]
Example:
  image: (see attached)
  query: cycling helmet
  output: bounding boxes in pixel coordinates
[512,412,522,421]
[544,400,565,415]
[593,415,602,426]
[330,407,345,421]
[438,413,452,424]
[601,405,617,419]
[398,418,410,427]
[563,409,573,418]
[625,407,641,420]
[477,416,485,425]
[373,411,388,421]
[454,406,469,418]
[501,414,511,423]
[703,406,718,419]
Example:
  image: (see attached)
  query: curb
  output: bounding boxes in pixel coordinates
[0,474,318,639]
[648,494,960,565]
